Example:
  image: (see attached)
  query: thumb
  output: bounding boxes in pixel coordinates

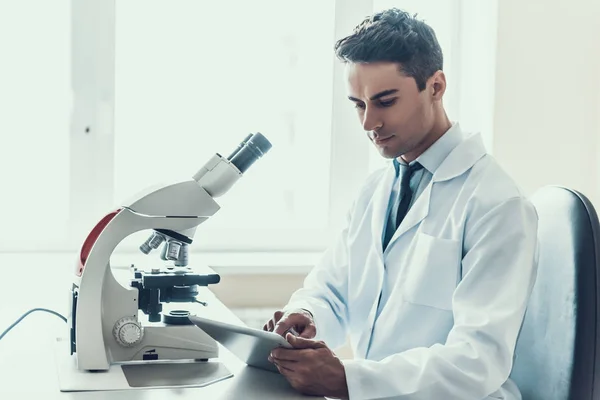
[273,320,292,336]
[286,333,327,349]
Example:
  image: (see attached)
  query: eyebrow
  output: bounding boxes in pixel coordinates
[348,89,399,102]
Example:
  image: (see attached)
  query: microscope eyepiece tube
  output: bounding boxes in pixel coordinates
[229,132,272,173]
[193,132,272,197]
[227,133,254,161]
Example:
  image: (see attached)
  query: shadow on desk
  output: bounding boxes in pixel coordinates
[219,367,321,399]
[50,366,321,400]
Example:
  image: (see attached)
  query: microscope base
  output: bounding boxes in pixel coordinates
[54,337,233,392]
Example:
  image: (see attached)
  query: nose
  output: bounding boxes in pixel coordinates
[361,107,382,133]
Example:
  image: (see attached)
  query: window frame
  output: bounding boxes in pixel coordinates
[2,0,496,254]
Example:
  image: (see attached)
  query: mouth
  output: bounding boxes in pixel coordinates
[373,135,394,145]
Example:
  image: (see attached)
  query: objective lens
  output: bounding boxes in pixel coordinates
[139,232,164,254]
[166,240,182,261]
[174,243,189,267]
[228,132,272,173]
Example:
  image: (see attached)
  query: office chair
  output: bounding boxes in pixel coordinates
[510,186,600,399]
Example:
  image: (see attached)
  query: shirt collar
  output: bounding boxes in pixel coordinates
[394,122,465,175]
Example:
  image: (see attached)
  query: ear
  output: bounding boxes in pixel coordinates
[429,70,446,101]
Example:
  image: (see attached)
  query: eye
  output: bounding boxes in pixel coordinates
[354,102,366,110]
[378,98,397,107]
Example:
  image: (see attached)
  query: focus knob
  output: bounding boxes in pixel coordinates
[113,317,143,347]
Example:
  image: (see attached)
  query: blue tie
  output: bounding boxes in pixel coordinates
[383,162,423,249]
[395,162,423,229]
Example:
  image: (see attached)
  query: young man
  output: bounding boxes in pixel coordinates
[264,8,538,400]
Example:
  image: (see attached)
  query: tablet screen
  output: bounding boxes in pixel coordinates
[189,315,292,373]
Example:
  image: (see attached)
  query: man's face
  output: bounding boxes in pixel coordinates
[345,62,437,160]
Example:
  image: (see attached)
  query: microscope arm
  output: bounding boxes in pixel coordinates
[71,132,272,371]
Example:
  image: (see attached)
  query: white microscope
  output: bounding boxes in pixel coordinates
[68,132,272,372]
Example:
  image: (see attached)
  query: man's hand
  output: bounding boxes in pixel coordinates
[269,334,349,399]
[263,309,316,339]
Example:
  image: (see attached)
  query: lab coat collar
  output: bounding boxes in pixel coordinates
[393,122,482,180]
[371,126,487,257]
[398,122,465,176]
[432,131,487,183]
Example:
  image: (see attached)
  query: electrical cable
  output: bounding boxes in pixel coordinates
[0,308,67,341]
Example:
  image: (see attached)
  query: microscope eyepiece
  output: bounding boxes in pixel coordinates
[228,132,272,173]
[227,133,254,160]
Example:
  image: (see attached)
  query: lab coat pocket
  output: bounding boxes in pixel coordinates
[402,232,461,311]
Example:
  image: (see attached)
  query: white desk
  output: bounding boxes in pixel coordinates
[0,254,323,399]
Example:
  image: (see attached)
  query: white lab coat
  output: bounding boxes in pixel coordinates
[285,130,538,400]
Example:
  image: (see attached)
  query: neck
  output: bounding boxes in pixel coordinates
[401,111,452,163]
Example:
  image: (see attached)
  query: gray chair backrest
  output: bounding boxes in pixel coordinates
[510,186,600,399]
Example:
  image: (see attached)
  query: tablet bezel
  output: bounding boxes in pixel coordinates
[188,314,292,373]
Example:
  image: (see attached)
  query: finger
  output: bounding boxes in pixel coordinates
[274,313,309,336]
[267,319,275,332]
[273,310,284,322]
[271,348,305,362]
[275,362,295,375]
[299,324,316,339]
[287,334,327,349]
[272,358,298,372]
[274,319,293,336]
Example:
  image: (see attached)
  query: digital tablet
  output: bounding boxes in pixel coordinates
[188,314,292,373]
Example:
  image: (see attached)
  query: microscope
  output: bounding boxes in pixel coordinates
[68,133,272,371]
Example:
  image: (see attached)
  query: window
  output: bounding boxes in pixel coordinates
[0,1,497,253]
[113,0,337,251]
[0,1,71,252]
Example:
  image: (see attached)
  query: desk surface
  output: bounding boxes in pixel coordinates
[0,254,322,399]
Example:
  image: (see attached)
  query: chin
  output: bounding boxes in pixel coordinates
[378,148,401,159]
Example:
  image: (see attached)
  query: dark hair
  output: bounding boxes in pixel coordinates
[334,8,443,91]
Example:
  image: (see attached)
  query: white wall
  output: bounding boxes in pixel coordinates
[492,0,600,204]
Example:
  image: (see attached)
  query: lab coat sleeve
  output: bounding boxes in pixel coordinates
[342,196,539,400]
[283,204,354,350]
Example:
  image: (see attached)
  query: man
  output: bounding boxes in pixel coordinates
[264,8,538,400]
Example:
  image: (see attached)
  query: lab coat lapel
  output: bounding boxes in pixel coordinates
[385,132,487,248]
[371,165,396,260]
[387,181,432,246]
